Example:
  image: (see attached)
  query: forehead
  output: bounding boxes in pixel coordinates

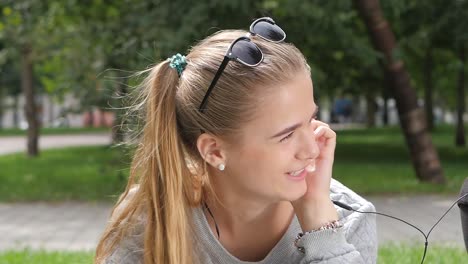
[240,71,315,137]
[262,72,313,114]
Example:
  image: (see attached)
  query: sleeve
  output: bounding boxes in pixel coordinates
[296,227,366,264]
[296,181,378,263]
[343,201,378,264]
[103,234,145,264]
[100,186,146,264]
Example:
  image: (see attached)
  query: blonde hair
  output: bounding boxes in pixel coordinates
[95,29,309,264]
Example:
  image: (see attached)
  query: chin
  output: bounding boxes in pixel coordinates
[281,183,307,202]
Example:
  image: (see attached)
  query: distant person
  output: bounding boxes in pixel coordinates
[95,17,377,264]
[332,97,353,123]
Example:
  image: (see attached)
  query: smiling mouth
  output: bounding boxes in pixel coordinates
[287,163,316,176]
[288,168,305,177]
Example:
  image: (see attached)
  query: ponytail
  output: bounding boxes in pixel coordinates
[95,59,199,264]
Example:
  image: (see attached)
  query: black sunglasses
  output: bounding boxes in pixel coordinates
[198,17,286,113]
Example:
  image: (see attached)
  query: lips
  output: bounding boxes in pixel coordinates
[287,163,316,176]
[288,168,305,177]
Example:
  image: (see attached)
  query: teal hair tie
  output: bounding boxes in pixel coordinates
[169,53,187,77]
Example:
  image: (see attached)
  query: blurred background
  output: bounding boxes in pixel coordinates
[0,0,467,263]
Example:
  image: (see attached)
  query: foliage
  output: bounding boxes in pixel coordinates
[380,0,468,109]
[0,0,466,111]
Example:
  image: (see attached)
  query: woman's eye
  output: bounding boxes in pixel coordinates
[280,132,294,143]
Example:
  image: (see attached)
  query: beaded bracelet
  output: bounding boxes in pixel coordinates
[294,220,343,253]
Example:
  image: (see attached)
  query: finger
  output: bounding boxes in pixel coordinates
[311,120,330,128]
[314,126,336,140]
[314,126,337,158]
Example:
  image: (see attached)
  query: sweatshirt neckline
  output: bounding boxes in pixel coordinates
[193,205,300,263]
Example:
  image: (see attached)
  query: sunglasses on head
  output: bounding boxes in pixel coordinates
[198,17,286,113]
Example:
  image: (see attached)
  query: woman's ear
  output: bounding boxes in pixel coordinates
[196,133,227,168]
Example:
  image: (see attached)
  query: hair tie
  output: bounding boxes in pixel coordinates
[169,53,187,77]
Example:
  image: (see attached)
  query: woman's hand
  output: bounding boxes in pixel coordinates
[303,120,336,200]
[291,121,338,230]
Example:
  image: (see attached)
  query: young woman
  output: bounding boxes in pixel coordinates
[95,17,377,264]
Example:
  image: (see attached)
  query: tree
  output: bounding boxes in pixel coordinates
[0,42,21,128]
[382,0,439,130]
[456,45,466,146]
[353,0,445,184]
[0,1,51,156]
[63,0,262,143]
[435,0,468,147]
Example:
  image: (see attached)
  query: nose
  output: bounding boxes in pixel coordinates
[296,127,319,160]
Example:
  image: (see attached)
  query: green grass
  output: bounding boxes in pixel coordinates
[378,243,467,263]
[0,127,110,136]
[0,244,465,263]
[0,146,131,202]
[0,250,94,264]
[334,125,468,195]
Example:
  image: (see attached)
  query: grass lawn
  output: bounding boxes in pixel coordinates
[0,127,111,137]
[334,125,468,195]
[0,244,465,263]
[0,145,131,202]
[378,243,467,263]
[0,250,94,264]
[0,125,466,202]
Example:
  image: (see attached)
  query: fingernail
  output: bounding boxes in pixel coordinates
[306,164,316,172]
[314,126,323,135]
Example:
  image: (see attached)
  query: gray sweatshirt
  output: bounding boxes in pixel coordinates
[104,179,378,263]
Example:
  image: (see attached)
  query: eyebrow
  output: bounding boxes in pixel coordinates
[270,106,319,139]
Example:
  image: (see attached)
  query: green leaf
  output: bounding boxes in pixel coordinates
[2,7,12,16]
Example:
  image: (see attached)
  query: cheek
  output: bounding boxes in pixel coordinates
[236,146,267,169]
[244,145,291,174]
[230,145,278,175]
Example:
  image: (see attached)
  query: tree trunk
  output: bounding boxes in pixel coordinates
[455,45,466,147]
[366,94,376,127]
[84,108,94,127]
[382,71,391,126]
[0,90,4,129]
[382,94,389,125]
[48,95,54,127]
[424,47,435,131]
[352,95,360,123]
[13,95,19,128]
[354,0,445,184]
[330,96,337,123]
[21,45,39,157]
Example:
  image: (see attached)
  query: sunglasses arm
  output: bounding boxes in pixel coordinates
[198,56,231,113]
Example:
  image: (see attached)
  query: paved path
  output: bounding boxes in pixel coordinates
[369,195,464,248]
[0,133,112,155]
[0,202,111,251]
[0,195,464,251]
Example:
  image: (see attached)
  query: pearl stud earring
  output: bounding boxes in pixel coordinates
[218,164,225,171]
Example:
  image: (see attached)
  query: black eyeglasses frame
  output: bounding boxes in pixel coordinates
[198,17,286,113]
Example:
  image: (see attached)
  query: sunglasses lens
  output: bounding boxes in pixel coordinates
[231,39,263,66]
[252,21,285,42]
